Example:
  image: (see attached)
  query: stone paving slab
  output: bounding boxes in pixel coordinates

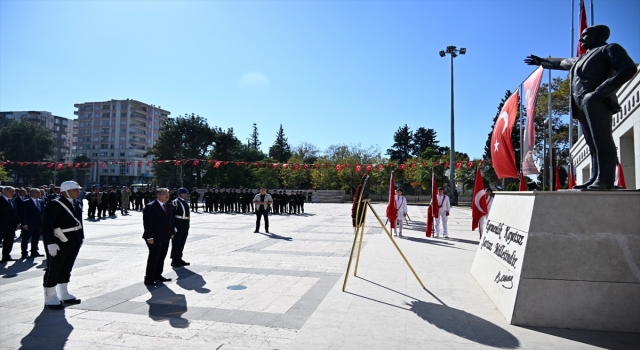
[0,203,638,350]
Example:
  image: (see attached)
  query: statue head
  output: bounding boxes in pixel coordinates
[580,25,610,49]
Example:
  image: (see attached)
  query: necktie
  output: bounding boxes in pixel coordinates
[36,201,40,211]
[163,203,168,216]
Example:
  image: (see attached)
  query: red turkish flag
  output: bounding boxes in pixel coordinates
[455,161,462,169]
[568,164,576,189]
[616,161,626,189]
[293,164,300,171]
[314,163,320,168]
[335,164,342,171]
[398,164,406,170]
[214,161,221,168]
[175,160,182,166]
[74,163,81,168]
[426,168,438,237]
[355,164,362,173]
[491,90,520,179]
[146,161,152,166]
[433,162,440,167]
[522,66,544,175]
[100,162,107,168]
[282,164,289,169]
[386,172,397,229]
[192,160,200,167]
[445,162,449,169]
[410,163,417,169]
[138,161,143,167]
[467,161,473,169]
[519,172,528,191]
[303,164,309,170]
[47,163,54,168]
[365,164,372,172]
[157,160,165,164]
[56,163,63,170]
[577,0,588,56]
[236,162,242,167]
[376,164,383,171]
[555,165,561,191]
[471,167,488,231]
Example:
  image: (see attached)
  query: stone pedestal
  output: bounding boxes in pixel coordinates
[470,191,640,333]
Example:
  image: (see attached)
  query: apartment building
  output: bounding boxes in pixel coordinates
[73,99,170,185]
[0,110,73,163]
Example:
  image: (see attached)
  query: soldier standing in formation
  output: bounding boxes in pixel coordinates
[203,187,214,213]
[190,188,200,212]
[120,186,131,215]
[212,188,220,212]
[42,181,84,309]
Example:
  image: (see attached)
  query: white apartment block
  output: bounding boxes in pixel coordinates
[73,99,170,186]
[0,110,73,163]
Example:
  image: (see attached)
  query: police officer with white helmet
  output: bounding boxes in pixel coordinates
[41,181,84,309]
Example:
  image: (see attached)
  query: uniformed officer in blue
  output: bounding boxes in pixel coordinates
[41,181,84,310]
[171,188,191,267]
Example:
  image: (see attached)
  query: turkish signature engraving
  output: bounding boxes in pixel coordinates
[494,271,514,289]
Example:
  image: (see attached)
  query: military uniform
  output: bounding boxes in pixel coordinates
[190,189,200,212]
[212,189,220,212]
[203,188,214,212]
[220,189,229,213]
[171,190,191,266]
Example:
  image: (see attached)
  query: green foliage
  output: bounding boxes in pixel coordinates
[386,124,413,163]
[413,127,440,157]
[279,156,310,189]
[0,120,55,185]
[0,166,9,183]
[249,123,261,150]
[268,125,292,162]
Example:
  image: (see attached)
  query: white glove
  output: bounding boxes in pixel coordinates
[47,244,60,257]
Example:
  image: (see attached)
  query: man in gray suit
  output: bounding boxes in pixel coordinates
[525,25,637,190]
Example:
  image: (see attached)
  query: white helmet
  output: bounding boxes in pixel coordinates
[60,181,82,192]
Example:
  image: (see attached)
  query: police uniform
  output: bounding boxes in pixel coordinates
[171,188,191,267]
[41,181,84,309]
[212,189,220,212]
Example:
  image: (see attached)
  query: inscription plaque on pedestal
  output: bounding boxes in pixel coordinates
[471,191,640,333]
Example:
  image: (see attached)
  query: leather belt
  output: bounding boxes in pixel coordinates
[175,216,190,220]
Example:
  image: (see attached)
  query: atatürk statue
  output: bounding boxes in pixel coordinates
[525,25,637,190]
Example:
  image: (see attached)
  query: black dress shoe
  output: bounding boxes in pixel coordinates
[573,178,596,189]
[21,253,29,260]
[587,181,614,190]
[61,298,81,305]
[266,230,270,233]
[171,261,183,267]
[144,279,157,286]
[254,230,259,233]
[180,260,190,266]
[156,276,172,282]
[44,303,65,310]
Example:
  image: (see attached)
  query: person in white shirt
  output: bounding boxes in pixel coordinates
[478,188,494,239]
[253,187,273,233]
[434,187,451,238]
[393,188,408,237]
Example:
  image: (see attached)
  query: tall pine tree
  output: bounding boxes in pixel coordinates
[413,127,439,157]
[386,124,414,163]
[249,123,261,150]
[268,124,292,162]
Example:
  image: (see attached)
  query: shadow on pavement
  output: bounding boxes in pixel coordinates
[175,267,210,293]
[401,236,468,251]
[145,285,189,328]
[20,309,73,350]
[523,326,640,350]
[407,300,520,349]
[1,259,39,278]
[258,232,292,241]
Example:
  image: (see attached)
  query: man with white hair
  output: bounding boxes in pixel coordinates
[41,181,84,309]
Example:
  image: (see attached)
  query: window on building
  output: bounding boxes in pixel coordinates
[102,105,110,110]
[120,164,126,175]
[121,128,126,133]
[121,120,127,125]
[120,136,125,141]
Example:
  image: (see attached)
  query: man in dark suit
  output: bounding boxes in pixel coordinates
[525,25,637,190]
[107,187,118,216]
[20,188,45,259]
[142,188,175,286]
[42,181,84,309]
[1,186,20,262]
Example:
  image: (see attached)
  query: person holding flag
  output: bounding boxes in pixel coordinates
[392,188,407,237]
[434,187,451,238]
[385,173,397,233]
[478,189,493,239]
[471,167,489,239]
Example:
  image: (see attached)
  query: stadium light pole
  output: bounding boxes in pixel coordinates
[439,46,466,204]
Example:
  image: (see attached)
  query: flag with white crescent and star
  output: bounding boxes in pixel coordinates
[471,166,488,232]
[490,90,520,179]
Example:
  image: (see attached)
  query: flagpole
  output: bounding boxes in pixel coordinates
[569,0,575,154]
[590,0,594,24]
[548,66,554,191]
[519,83,524,174]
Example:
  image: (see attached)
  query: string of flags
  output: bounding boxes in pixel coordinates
[0,159,485,172]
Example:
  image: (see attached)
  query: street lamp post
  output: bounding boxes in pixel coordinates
[439,46,466,204]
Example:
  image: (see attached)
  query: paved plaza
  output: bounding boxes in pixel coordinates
[1,203,639,350]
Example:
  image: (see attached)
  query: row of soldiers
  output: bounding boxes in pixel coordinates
[191,188,308,215]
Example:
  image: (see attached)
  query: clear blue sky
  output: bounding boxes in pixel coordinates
[1,0,639,160]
